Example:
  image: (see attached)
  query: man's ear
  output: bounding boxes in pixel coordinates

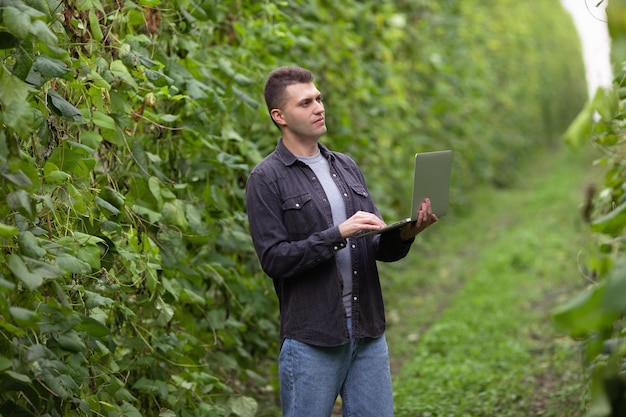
[270,109,286,126]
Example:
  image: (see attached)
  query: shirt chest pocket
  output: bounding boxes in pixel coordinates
[348,183,371,211]
[282,193,319,238]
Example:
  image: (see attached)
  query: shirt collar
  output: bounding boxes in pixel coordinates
[275,138,334,166]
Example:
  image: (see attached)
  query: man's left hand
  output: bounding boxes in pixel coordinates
[399,198,438,241]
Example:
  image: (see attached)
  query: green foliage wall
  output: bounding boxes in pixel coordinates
[555,71,626,417]
[554,3,626,415]
[0,0,585,415]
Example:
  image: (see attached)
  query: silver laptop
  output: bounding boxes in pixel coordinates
[356,150,453,238]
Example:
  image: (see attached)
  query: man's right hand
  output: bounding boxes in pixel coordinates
[339,211,386,238]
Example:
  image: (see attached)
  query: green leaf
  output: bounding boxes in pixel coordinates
[15,160,40,189]
[8,254,43,290]
[56,331,86,352]
[233,73,254,86]
[590,200,626,236]
[45,169,72,184]
[72,231,104,246]
[75,244,102,270]
[95,196,120,215]
[2,98,34,137]
[586,363,612,417]
[1,168,34,187]
[30,257,64,279]
[14,39,34,81]
[115,387,138,402]
[0,67,35,137]
[91,110,116,130]
[47,141,93,178]
[131,203,162,222]
[89,10,104,42]
[77,315,110,337]
[148,176,164,209]
[0,277,16,290]
[32,55,69,78]
[18,230,46,258]
[228,396,258,417]
[9,306,39,326]
[2,6,30,39]
[162,277,181,300]
[110,60,139,89]
[24,0,51,17]
[56,253,92,274]
[602,260,626,312]
[5,370,32,384]
[119,401,142,417]
[593,86,618,122]
[0,355,11,372]
[217,57,236,77]
[29,19,57,45]
[133,377,169,398]
[156,113,179,123]
[0,319,25,335]
[162,201,189,229]
[76,0,105,13]
[563,99,594,148]
[0,222,19,238]
[8,254,64,292]
[232,86,259,109]
[47,89,84,122]
[0,61,29,104]
[80,130,103,148]
[155,296,174,327]
[180,288,205,305]
[145,68,174,87]
[552,282,620,337]
[6,189,35,219]
[84,290,115,309]
[102,186,125,209]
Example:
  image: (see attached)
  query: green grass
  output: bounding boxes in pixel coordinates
[383,146,598,417]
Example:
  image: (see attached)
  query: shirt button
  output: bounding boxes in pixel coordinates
[351,244,356,249]
[343,193,348,197]
[353,296,358,301]
[333,246,339,250]
[353,270,358,275]
[295,203,300,208]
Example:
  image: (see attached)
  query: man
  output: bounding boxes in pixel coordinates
[245,66,437,417]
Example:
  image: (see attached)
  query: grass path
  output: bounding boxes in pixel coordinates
[382,145,597,416]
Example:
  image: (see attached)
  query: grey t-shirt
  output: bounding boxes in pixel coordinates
[298,152,353,317]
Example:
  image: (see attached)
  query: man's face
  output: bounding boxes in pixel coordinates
[272,82,326,141]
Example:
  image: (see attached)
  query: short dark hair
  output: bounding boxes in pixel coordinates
[264,66,314,113]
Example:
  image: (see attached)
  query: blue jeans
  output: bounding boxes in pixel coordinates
[278,318,394,417]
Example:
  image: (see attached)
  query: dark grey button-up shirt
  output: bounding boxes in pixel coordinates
[245,139,414,347]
